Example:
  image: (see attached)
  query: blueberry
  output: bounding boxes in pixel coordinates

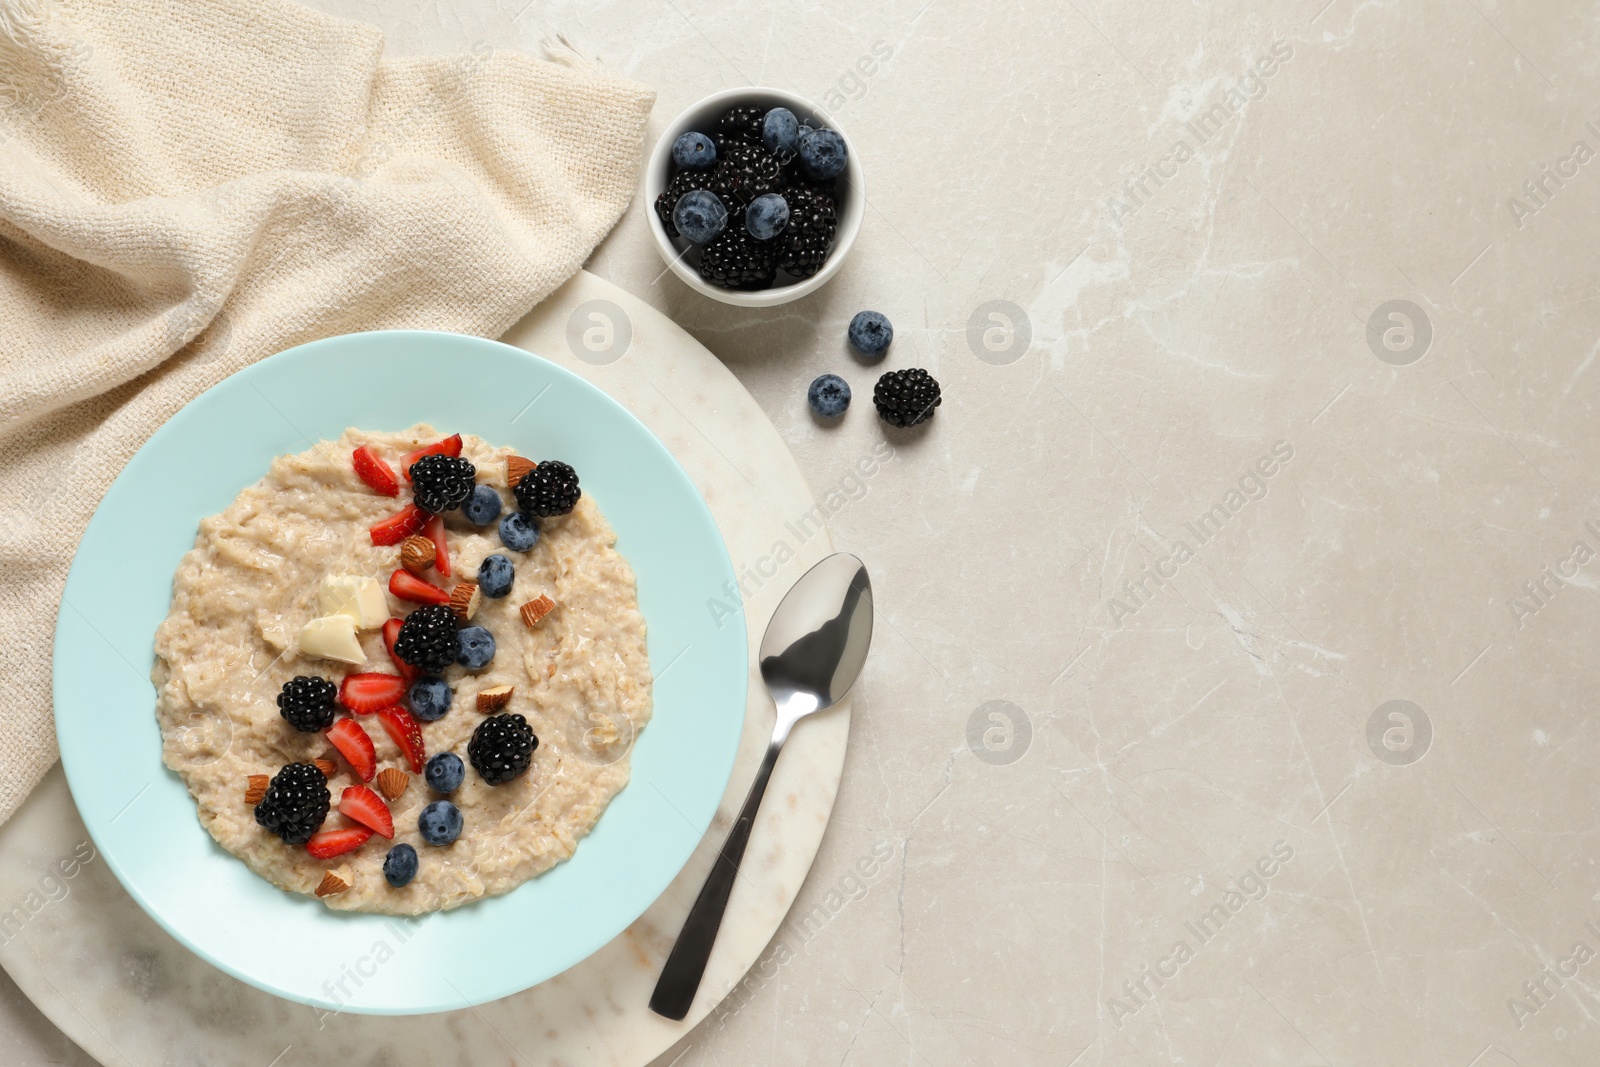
[671,130,717,170]
[407,675,452,721]
[761,107,800,156]
[499,511,540,553]
[478,553,514,599]
[798,128,848,180]
[808,374,851,419]
[418,800,462,846]
[848,311,893,359]
[745,193,790,241]
[460,484,502,526]
[457,625,496,670]
[382,843,418,887]
[424,752,465,794]
[672,189,728,245]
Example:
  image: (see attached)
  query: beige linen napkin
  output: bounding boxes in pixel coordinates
[0,0,654,824]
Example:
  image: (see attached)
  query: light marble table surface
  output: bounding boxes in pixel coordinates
[11,1,1600,1065]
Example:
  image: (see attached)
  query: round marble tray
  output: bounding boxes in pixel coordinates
[0,271,850,1066]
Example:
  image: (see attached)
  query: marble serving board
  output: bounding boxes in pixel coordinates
[0,271,850,1066]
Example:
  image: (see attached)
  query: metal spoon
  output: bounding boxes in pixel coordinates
[649,552,874,1020]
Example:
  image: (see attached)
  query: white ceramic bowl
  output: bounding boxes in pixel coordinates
[645,87,865,307]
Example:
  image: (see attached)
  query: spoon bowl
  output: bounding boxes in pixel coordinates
[759,553,873,736]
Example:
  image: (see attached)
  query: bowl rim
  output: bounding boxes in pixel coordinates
[645,86,865,308]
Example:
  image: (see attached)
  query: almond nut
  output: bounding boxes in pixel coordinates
[400,535,436,574]
[449,580,481,622]
[520,594,556,629]
[244,774,269,805]
[313,757,338,779]
[477,684,514,712]
[315,871,349,898]
[376,767,409,801]
[506,455,536,486]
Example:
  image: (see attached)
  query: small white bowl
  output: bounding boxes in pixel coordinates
[645,87,865,308]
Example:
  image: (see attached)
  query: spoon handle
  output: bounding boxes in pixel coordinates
[649,736,784,1020]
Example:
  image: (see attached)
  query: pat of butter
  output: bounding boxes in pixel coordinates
[299,614,366,664]
[318,575,388,629]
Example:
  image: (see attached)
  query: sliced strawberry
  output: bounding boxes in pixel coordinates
[370,503,427,546]
[381,618,419,683]
[306,826,372,860]
[389,569,451,606]
[326,718,377,781]
[425,514,451,578]
[400,434,463,482]
[352,445,400,497]
[338,672,407,714]
[338,785,394,839]
[374,705,426,774]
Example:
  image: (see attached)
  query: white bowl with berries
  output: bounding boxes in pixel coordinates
[645,87,866,307]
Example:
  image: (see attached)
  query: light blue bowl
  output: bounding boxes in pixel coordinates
[53,331,747,1014]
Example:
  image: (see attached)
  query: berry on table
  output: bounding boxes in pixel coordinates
[478,554,514,598]
[418,800,463,845]
[425,752,465,794]
[277,676,337,732]
[808,374,851,419]
[383,843,418,887]
[798,128,848,180]
[514,461,581,517]
[499,511,540,552]
[457,625,496,670]
[672,130,717,170]
[407,675,453,721]
[461,484,502,526]
[848,311,893,359]
[254,763,331,845]
[761,107,800,156]
[393,604,460,672]
[745,193,790,241]
[873,368,942,427]
[469,713,537,786]
[672,189,728,245]
[408,454,476,514]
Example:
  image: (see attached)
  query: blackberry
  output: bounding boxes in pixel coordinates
[409,454,476,514]
[873,368,942,428]
[276,676,337,732]
[714,105,765,148]
[654,170,705,239]
[781,154,835,197]
[469,713,538,786]
[709,142,781,211]
[777,187,837,278]
[700,228,778,289]
[514,460,581,517]
[393,604,460,672]
[254,763,331,845]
